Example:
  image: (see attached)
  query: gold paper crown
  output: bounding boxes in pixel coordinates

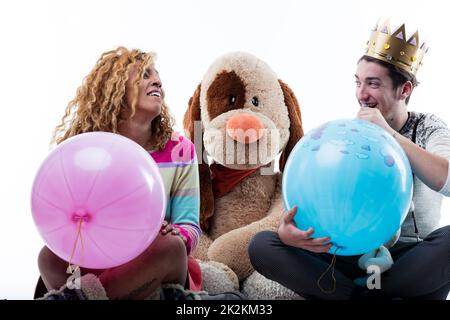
[365,19,429,76]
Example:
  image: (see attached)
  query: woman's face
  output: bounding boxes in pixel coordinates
[125,63,163,120]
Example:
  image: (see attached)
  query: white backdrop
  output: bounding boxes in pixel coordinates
[0,0,448,299]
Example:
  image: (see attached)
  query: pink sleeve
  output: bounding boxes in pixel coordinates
[173,225,193,255]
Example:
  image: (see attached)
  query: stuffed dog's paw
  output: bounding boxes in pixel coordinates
[199,261,239,294]
[358,245,394,273]
[242,271,304,300]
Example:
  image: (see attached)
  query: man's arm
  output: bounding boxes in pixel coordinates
[391,133,448,192]
[357,108,450,194]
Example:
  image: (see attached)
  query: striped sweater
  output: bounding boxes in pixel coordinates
[149,133,201,254]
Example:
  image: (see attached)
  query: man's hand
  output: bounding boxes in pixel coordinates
[357,107,395,135]
[278,206,332,253]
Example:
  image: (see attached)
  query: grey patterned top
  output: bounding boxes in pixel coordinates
[397,111,450,242]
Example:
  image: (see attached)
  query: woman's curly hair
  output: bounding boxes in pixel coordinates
[53,47,174,150]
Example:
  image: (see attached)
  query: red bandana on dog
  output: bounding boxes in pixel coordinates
[210,163,260,198]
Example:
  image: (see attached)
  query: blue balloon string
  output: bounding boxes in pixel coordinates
[317,247,340,294]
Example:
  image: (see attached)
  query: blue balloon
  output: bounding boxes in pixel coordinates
[282,119,413,256]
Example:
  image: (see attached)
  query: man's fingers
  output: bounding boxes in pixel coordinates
[311,246,333,253]
[295,237,333,252]
[302,244,333,253]
[284,206,298,223]
[284,207,315,238]
[299,227,314,238]
[287,226,314,240]
[310,236,331,245]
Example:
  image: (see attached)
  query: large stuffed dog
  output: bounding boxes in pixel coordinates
[183,52,304,299]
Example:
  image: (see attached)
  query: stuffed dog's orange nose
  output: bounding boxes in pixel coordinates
[226,114,265,144]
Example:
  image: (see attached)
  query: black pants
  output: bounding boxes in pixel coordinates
[248,226,450,300]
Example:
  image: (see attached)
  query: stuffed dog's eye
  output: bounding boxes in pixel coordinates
[252,97,259,107]
[229,95,237,106]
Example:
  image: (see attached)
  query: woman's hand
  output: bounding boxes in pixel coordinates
[278,207,332,253]
[160,221,187,243]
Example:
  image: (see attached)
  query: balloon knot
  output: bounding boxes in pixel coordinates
[72,209,91,223]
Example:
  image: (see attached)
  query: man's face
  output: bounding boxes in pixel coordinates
[355,60,403,120]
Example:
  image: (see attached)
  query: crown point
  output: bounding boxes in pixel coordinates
[396,33,404,40]
[378,19,391,34]
[407,30,419,47]
[393,24,407,41]
[373,17,382,31]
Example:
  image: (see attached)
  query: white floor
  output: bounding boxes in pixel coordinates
[1,218,448,300]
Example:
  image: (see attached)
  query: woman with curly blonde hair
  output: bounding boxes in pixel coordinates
[35,47,208,300]
[53,47,173,150]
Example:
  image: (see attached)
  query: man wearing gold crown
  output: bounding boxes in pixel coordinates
[249,19,450,300]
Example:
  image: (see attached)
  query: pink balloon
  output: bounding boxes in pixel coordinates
[31,132,166,269]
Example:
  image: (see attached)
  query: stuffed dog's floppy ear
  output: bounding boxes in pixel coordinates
[183,84,215,232]
[278,80,304,172]
[184,84,201,142]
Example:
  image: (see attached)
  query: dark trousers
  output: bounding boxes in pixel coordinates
[248,226,450,300]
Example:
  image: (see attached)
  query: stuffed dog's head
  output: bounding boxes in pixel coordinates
[184,52,303,230]
[185,52,303,171]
